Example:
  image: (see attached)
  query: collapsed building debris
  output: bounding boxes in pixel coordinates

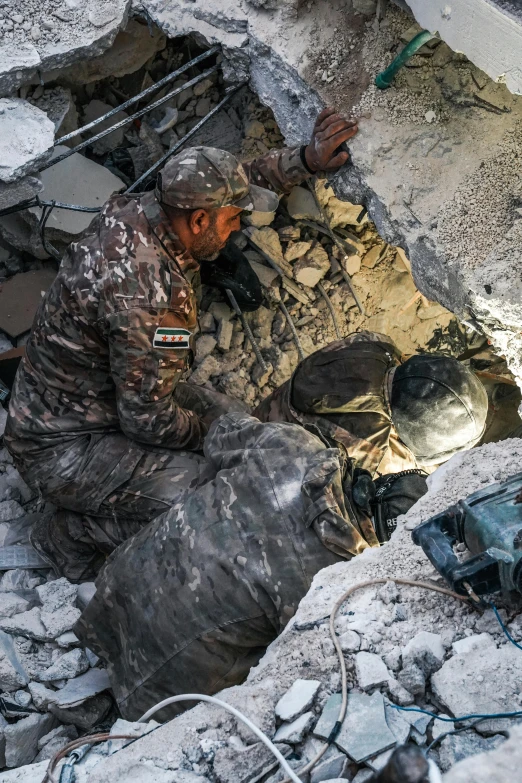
[0,1,520,780]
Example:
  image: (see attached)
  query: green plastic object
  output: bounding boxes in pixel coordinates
[375,29,435,89]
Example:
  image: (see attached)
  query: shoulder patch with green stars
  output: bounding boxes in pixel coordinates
[153,327,192,349]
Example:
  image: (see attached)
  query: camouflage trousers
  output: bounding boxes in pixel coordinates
[22,385,247,582]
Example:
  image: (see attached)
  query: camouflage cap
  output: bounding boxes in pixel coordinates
[156,146,279,213]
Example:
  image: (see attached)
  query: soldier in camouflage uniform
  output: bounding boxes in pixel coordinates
[5,108,358,581]
[75,412,373,720]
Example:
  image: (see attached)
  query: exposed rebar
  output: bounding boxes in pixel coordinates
[127,83,246,193]
[43,65,220,172]
[304,181,366,315]
[317,282,342,340]
[226,288,268,372]
[56,45,220,144]
[278,300,306,362]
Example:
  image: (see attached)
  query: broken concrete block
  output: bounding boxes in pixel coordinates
[355,651,390,691]
[47,668,111,709]
[384,700,411,744]
[195,335,217,364]
[387,677,414,707]
[25,146,124,244]
[313,692,342,741]
[438,731,505,773]
[431,641,522,733]
[36,577,77,612]
[285,241,311,263]
[325,198,367,229]
[341,254,361,276]
[208,302,233,322]
[35,724,78,762]
[28,681,55,711]
[188,355,221,386]
[275,678,321,722]
[432,714,453,742]
[4,712,55,767]
[83,99,129,156]
[56,632,80,648]
[287,186,322,222]
[216,320,233,352]
[452,633,495,656]
[397,663,426,697]
[0,176,43,211]
[38,649,89,682]
[335,691,396,763]
[0,500,25,523]
[309,750,351,783]
[49,692,112,730]
[0,100,55,183]
[339,630,361,653]
[293,244,330,287]
[0,629,28,691]
[199,312,216,334]
[0,607,49,642]
[0,593,29,619]
[40,605,81,639]
[362,244,386,269]
[402,631,445,677]
[274,711,315,743]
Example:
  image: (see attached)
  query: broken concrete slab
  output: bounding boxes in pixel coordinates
[0,100,55,183]
[0,269,57,340]
[38,649,89,682]
[309,750,351,783]
[402,631,445,677]
[25,146,125,246]
[49,692,113,730]
[0,0,131,97]
[0,629,29,691]
[335,692,396,763]
[0,177,43,212]
[355,651,390,691]
[83,100,129,156]
[273,711,314,743]
[431,641,522,733]
[36,577,77,613]
[4,713,55,768]
[438,731,505,773]
[313,692,342,741]
[47,668,111,709]
[274,678,321,722]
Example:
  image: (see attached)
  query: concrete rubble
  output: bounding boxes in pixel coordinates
[136,0,522,388]
[2,437,520,782]
[0,3,519,780]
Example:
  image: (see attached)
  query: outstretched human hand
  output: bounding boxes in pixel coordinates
[304,107,358,172]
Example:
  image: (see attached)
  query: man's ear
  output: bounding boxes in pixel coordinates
[189,209,211,236]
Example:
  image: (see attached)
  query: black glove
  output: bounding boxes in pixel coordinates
[373,470,428,543]
[200,239,262,312]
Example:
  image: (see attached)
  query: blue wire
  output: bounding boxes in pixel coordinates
[391,705,522,722]
[488,601,522,651]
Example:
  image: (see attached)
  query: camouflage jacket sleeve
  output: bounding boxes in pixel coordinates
[106,305,207,451]
[242,147,312,195]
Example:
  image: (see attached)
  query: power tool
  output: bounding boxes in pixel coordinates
[412,471,522,598]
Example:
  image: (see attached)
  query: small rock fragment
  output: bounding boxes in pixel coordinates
[216,319,233,352]
[402,631,444,677]
[49,693,113,730]
[0,593,29,619]
[195,335,217,363]
[355,651,390,691]
[452,633,495,655]
[275,678,321,722]
[293,244,330,287]
[4,713,55,767]
[38,649,89,682]
[273,711,315,743]
[339,630,361,653]
[397,663,425,697]
[36,578,77,613]
[362,244,385,269]
[199,312,215,333]
[285,241,311,263]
